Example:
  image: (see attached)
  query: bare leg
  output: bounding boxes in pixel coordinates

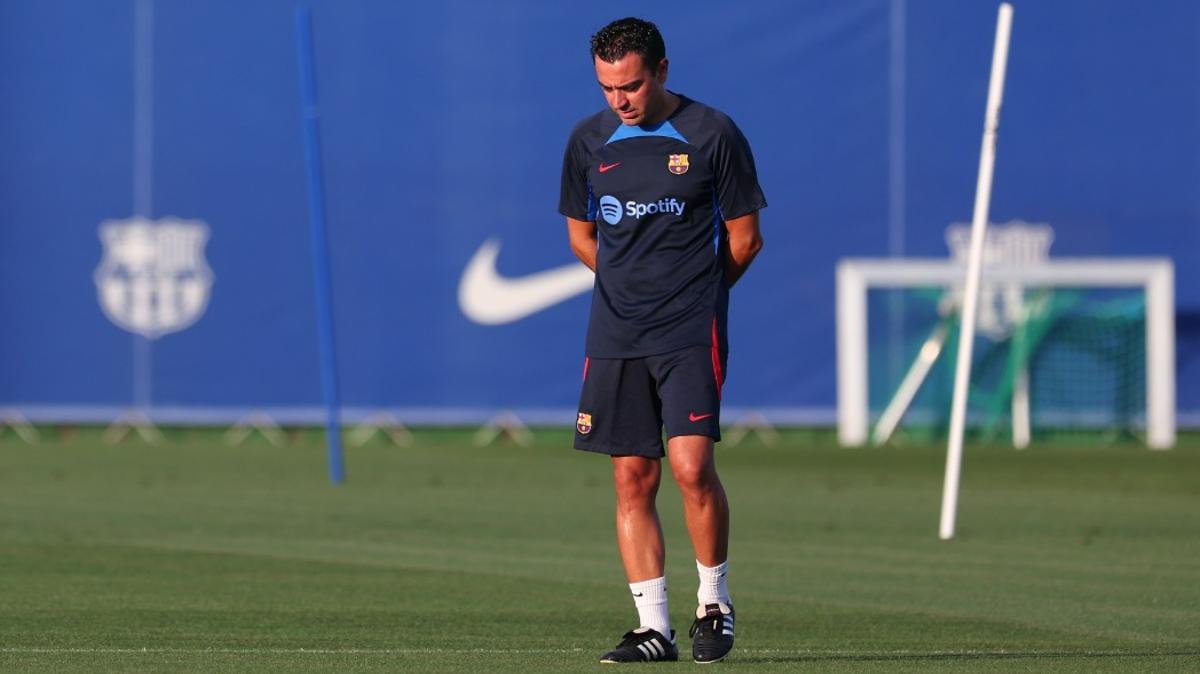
[666,435,729,566]
[611,455,665,581]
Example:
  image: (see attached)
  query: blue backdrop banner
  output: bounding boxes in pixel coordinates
[1,0,1197,425]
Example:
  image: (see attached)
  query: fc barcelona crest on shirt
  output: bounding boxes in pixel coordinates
[577,412,593,435]
[668,153,690,175]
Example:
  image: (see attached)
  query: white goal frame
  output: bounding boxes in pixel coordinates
[836,257,1176,449]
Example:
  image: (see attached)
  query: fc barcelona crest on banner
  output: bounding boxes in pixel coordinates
[667,153,689,175]
[577,412,593,435]
[94,217,214,339]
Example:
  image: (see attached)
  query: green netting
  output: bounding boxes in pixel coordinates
[867,286,1146,443]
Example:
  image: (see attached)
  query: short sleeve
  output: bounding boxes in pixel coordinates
[558,124,595,221]
[711,114,767,221]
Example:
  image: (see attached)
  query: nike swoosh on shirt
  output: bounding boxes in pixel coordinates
[598,162,621,173]
[689,412,714,422]
[458,238,595,325]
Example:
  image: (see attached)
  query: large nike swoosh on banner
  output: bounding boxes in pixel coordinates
[458,238,594,325]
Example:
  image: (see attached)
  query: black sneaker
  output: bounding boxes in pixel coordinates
[599,627,678,663]
[689,602,734,663]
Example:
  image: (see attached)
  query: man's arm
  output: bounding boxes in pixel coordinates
[724,211,763,288]
[567,217,598,272]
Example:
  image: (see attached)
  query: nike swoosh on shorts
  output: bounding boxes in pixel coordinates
[458,238,595,325]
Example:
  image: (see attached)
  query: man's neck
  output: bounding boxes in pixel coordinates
[642,91,681,127]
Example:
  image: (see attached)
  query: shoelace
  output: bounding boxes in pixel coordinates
[688,612,722,639]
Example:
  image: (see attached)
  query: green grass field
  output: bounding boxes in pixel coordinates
[1,428,1198,672]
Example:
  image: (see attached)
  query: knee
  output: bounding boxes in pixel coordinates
[670,455,717,495]
[613,459,660,503]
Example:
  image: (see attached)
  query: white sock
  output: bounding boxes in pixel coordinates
[696,559,731,607]
[629,576,672,639]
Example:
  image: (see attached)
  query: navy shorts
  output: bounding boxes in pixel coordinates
[574,345,728,458]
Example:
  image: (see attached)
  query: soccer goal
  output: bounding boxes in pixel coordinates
[836,254,1175,449]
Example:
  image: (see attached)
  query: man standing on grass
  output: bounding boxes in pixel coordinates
[559,17,766,664]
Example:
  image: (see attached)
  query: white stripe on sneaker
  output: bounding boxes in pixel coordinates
[637,643,652,659]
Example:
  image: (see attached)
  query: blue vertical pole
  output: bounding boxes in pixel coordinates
[295,6,344,484]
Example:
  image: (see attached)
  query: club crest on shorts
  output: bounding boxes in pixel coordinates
[94,217,214,339]
[668,153,689,175]
[577,412,593,435]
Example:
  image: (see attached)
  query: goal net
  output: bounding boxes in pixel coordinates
[836,227,1175,448]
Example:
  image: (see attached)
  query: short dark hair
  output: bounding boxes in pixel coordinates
[590,17,666,72]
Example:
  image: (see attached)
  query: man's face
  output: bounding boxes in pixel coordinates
[594,53,668,126]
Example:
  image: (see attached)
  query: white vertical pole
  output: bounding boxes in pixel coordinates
[1012,364,1030,448]
[1145,262,1175,449]
[940,3,1014,540]
[836,261,869,446]
[1011,287,1031,449]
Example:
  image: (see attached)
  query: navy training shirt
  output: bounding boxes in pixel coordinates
[559,94,766,359]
